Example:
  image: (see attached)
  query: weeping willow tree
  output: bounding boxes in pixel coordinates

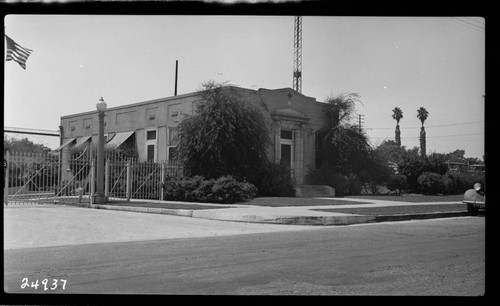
[177,81,271,181]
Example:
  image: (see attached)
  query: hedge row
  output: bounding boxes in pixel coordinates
[388,171,485,195]
[162,175,258,204]
[417,171,485,195]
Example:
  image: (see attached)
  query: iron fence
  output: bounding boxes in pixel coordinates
[4,150,183,205]
[4,150,93,205]
[107,159,183,201]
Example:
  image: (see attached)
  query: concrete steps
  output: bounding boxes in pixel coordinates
[295,185,335,198]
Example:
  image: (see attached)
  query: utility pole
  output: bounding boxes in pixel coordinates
[293,16,302,93]
[175,60,178,96]
[358,114,365,131]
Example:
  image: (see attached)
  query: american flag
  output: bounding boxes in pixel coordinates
[5,35,33,70]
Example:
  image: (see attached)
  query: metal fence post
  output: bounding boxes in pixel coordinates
[104,160,109,198]
[4,151,10,205]
[90,158,95,206]
[160,161,165,201]
[126,159,131,202]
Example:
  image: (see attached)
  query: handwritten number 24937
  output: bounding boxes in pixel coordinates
[21,278,67,290]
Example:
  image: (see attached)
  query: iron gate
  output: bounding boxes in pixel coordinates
[4,149,93,206]
[4,149,183,206]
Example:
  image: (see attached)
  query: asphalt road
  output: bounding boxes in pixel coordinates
[4,216,485,297]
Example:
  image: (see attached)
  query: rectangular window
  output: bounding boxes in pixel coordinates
[280,130,293,140]
[167,147,177,161]
[145,128,158,161]
[281,144,292,166]
[146,130,157,141]
[147,144,156,161]
[167,126,178,161]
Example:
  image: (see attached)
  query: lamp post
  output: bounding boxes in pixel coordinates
[94,97,108,204]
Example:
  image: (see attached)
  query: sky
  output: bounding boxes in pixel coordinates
[4,15,485,160]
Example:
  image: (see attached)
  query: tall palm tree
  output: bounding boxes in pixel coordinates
[417,107,429,157]
[391,107,403,146]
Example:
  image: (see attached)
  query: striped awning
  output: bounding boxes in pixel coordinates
[105,131,134,148]
[73,136,92,149]
[55,137,76,151]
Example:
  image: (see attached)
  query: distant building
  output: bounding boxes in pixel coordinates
[445,161,485,174]
[57,86,327,184]
[446,161,468,172]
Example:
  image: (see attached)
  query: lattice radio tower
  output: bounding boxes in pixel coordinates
[293,16,302,93]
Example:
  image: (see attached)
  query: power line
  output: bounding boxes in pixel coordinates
[371,132,483,140]
[368,120,484,130]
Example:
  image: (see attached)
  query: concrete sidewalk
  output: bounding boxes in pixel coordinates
[90,197,470,226]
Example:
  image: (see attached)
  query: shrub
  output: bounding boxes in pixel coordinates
[211,175,257,203]
[453,171,484,191]
[398,155,427,193]
[255,162,295,197]
[444,171,485,195]
[386,174,408,195]
[162,175,257,204]
[417,172,443,195]
[182,176,206,201]
[162,178,186,201]
[194,178,216,202]
[440,174,457,195]
[346,173,363,195]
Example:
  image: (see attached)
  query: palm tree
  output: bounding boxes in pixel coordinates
[317,93,370,171]
[391,107,403,146]
[417,107,429,157]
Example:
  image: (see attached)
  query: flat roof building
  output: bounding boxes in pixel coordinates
[58,86,326,184]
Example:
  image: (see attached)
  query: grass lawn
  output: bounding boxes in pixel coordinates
[102,197,373,209]
[244,197,373,207]
[102,201,231,210]
[94,194,464,210]
[345,194,464,203]
[313,204,468,216]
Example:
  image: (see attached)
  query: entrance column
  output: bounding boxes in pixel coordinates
[274,121,281,164]
[294,126,304,184]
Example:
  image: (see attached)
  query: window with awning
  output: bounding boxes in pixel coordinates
[105,131,135,149]
[55,137,76,151]
[73,136,92,149]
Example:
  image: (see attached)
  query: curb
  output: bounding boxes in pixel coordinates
[88,204,471,226]
[91,204,194,217]
[373,211,470,222]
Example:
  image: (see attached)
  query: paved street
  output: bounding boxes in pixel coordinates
[3,205,485,296]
